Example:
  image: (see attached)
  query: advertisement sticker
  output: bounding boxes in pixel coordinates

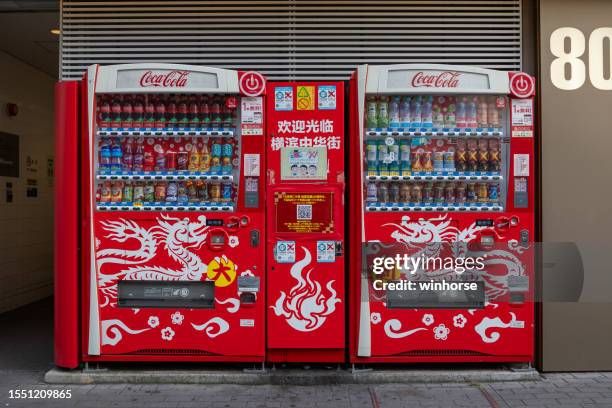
[514,153,530,177]
[240,97,263,135]
[280,146,328,180]
[274,86,293,111]
[317,240,336,263]
[275,241,296,263]
[243,153,261,177]
[511,99,534,137]
[317,85,337,110]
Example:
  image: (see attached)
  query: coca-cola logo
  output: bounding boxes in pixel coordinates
[139,70,189,87]
[411,71,461,88]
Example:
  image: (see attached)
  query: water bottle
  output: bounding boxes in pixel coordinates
[422,96,433,127]
[99,138,111,171]
[399,96,411,128]
[410,96,422,127]
[389,96,400,128]
[110,138,123,171]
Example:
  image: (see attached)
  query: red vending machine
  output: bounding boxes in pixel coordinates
[266,82,345,362]
[55,64,268,367]
[349,64,536,363]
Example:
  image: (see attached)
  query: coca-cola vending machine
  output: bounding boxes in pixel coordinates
[55,64,268,367]
[348,64,536,363]
[266,82,346,362]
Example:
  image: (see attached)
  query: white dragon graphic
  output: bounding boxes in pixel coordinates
[95,214,210,307]
[381,214,526,300]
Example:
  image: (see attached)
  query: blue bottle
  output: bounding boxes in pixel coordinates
[110,138,123,171]
[99,138,112,171]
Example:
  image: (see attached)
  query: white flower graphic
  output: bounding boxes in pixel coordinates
[161,326,175,341]
[370,313,381,325]
[433,324,450,341]
[147,316,159,328]
[453,314,467,328]
[422,314,435,326]
[228,236,239,248]
[171,311,184,325]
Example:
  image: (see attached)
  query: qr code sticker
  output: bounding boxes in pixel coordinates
[296,204,312,220]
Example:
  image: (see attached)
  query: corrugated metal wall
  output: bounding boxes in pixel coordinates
[60,0,522,80]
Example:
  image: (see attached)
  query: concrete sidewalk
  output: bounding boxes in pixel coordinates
[3,299,612,407]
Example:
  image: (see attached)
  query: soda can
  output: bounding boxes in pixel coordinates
[211,139,222,157]
[196,180,208,201]
[221,182,233,202]
[488,182,499,203]
[110,181,123,202]
[221,157,233,175]
[388,144,400,176]
[210,156,221,174]
[422,182,433,204]
[122,183,133,203]
[433,182,444,203]
[166,150,177,171]
[100,181,111,202]
[399,183,411,202]
[477,183,489,203]
[186,181,198,202]
[177,182,188,202]
[177,151,188,171]
[433,151,444,171]
[366,182,378,202]
[133,182,144,203]
[377,183,389,203]
[155,182,167,202]
[389,182,400,202]
[144,182,155,202]
[466,183,477,203]
[455,183,466,204]
[444,151,456,171]
[222,138,233,158]
[166,181,177,202]
[444,183,456,205]
[209,183,221,202]
[411,183,423,204]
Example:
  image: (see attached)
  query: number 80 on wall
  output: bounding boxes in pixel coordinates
[550,27,612,90]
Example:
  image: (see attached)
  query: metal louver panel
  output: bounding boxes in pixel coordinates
[60,0,522,81]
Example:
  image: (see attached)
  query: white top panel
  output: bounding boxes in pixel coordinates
[93,63,239,94]
[365,64,510,95]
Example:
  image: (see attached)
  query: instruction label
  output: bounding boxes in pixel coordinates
[317,85,337,110]
[274,86,293,111]
[275,241,296,263]
[317,241,336,263]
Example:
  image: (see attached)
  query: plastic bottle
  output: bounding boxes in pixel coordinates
[377,96,389,129]
[166,94,177,128]
[467,97,478,128]
[132,96,144,128]
[188,96,200,127]
[144,96,155,127]
[445,101,456,128]
[477,97,488,128]
[199,96,211,127]
[99,138,111,171]
[456,97,467,128]
[177,95,189,127]
[154,139,166,171]
[421,96,433,127]
[410,96,422,127]
[389,96,400,128]
[122,138,134,171]
[98,96,111,127]
[121,95,133,128]
[399,96,411,128]
[487,97,500,128]
[188,140,201,171]
[366,96,378,128]
[211,97,222,127]
[199,139,211,173]
[155,96,166,128]
[143,139,155,172]
[110,138,123,171]
[110,95,122,128]
[432,102,444,128]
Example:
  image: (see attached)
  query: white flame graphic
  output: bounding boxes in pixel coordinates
[271,247,340,332]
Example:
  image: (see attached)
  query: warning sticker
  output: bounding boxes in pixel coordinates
[275,241,296,263]
[296,86,315,111]
[274,86,293,111]
[318,85,337,110]
[317,241,336,263]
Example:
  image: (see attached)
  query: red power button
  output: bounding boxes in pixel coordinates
[509,73,535,98]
